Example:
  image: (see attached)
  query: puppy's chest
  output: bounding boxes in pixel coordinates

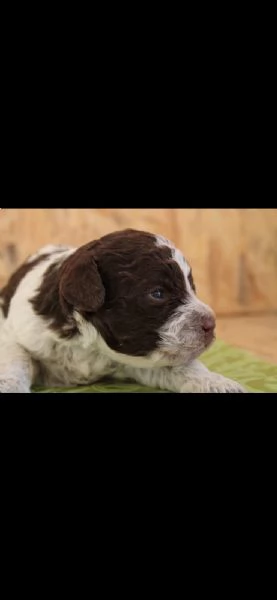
[37,343,116,387]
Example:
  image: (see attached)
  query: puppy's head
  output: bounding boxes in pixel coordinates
[60,229,216,365]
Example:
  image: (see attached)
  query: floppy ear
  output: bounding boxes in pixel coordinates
[59,250,105,312]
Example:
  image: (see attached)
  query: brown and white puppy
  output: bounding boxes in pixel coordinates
[0,229,245,393]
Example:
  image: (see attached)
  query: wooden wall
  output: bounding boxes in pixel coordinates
[0,208,276,316]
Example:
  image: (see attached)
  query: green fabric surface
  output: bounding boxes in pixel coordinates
[201,340,277,393]
[33,340,277,393]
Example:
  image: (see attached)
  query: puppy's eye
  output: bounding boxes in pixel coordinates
[150,288,164,300]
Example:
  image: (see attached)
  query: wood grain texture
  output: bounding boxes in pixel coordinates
[1,208,276,315]
[216,315,277,364]
[0,208,173,286]
[173,208,277,315]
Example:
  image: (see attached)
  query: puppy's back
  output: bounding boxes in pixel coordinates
[0,244,75,320]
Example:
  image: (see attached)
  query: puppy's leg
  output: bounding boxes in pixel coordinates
[178,361,246,393]
[115,361,246,393]
[0,343,34,394]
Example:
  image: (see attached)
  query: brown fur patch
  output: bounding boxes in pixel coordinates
[30,229,189,354]
[59,249,105,313]
[87,230,187,355]
[0,254,50,317]
[30,261,78,339]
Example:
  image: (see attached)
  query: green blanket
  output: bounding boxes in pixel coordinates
[34,340,277,393]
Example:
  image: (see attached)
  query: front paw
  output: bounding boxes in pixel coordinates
[180,375,246,393]
[208,377,246,393]
[204,374,246,393]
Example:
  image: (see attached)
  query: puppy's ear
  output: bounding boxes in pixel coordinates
[59,250,105,312]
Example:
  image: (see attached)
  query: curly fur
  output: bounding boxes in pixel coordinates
[0,229,245,393]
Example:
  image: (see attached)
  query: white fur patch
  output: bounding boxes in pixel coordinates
[155,234,215,363]
[155,233,194,300]
[27,244,73,262]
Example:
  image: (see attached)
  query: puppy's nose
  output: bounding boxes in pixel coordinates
[201,314,216,332]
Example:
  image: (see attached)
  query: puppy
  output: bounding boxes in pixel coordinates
[0,229,245,393]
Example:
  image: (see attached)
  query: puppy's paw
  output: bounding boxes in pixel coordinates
[206,376,246,393]
[180,375,246,393]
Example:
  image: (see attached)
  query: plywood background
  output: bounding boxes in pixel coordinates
[0,208,276,316]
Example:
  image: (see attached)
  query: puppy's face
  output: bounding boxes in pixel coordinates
[60,229,216,365]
